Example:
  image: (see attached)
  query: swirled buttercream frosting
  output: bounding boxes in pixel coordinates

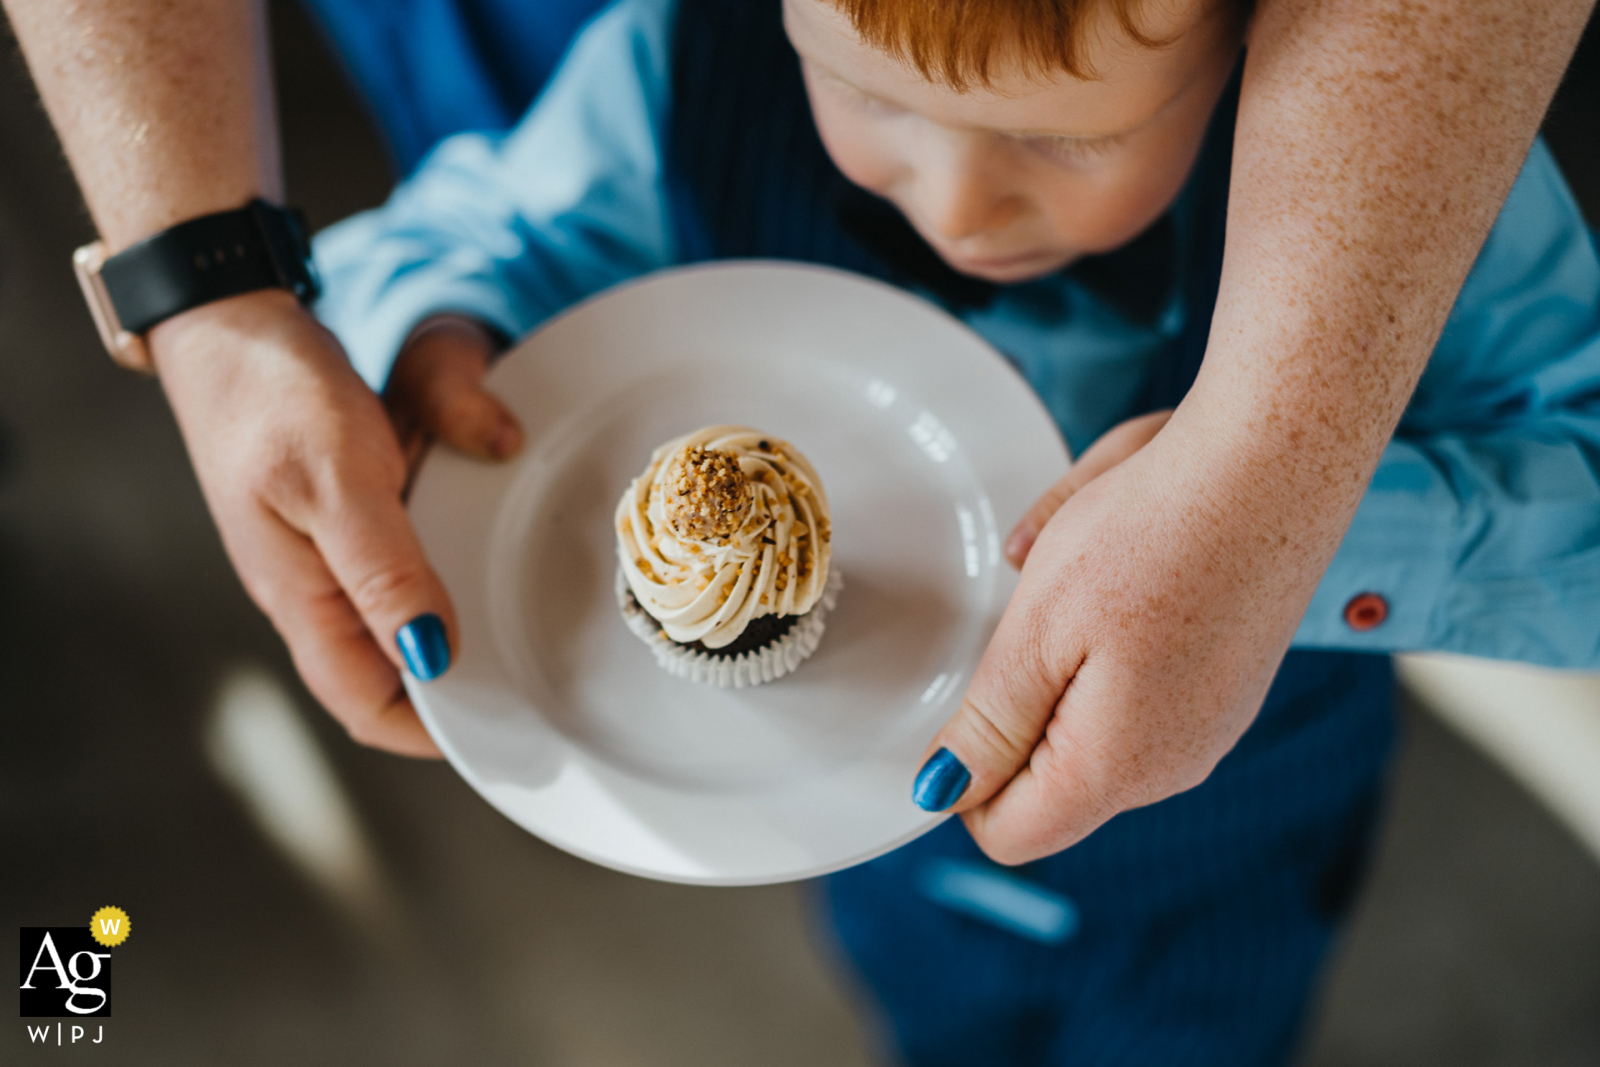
[616,425,833,651]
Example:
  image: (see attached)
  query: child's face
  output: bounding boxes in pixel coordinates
[785,0,1245,284]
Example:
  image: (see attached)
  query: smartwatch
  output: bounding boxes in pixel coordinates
[72,199,322,374]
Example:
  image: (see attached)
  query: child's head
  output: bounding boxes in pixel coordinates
[784,0,1249,283]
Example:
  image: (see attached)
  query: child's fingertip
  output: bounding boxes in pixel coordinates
[1004,526,1036,569]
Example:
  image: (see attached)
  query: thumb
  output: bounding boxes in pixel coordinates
[307,474,460,689]
[910,589,1083,815]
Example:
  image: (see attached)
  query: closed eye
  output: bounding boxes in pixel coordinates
[814,66,905,117]
[1022,133,1123,165]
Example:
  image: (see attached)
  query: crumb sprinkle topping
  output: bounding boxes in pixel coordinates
[662,445,753,544]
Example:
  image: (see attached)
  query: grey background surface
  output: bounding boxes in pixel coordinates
[2,3,1597,1063]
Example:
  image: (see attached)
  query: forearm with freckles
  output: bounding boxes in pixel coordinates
[2,0,279,250]
[1170,0,1596,595]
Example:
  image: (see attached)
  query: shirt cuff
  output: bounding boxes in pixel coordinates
[1292,479,1458,654]
[316,276,526,393]
[312,210,534,392]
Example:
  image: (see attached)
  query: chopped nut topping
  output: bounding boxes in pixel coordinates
[662,445,754,543]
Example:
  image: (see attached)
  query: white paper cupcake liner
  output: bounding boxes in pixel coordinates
[616,566,843,688]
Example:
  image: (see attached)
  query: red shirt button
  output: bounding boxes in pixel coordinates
[1344,592,1389,632]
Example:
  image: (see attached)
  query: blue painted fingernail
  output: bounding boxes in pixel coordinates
[912,747,971,812]
[397,613,450,681]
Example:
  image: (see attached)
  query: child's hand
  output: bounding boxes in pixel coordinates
[384,316,524,480]
[1004,410,1173,568]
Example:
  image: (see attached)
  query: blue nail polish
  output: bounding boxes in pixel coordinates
[396,613,450,681]
[912,747,971,812]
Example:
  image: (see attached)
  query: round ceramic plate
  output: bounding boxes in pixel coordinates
[405,261,1069,885]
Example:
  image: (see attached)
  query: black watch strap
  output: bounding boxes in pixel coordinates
[98,199,322,335]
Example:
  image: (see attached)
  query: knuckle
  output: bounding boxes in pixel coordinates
[255,434,403,520]
[955,693,1036,772]
[253,443,318,512]
[347,561,430,620]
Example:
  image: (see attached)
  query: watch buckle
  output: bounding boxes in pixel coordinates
[73,241,154,374]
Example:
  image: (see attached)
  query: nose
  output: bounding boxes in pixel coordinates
[908,136,1017,243]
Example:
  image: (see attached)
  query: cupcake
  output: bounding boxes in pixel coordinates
[614,425,842,687]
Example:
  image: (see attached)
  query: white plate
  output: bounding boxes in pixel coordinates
[406,261,1069,885]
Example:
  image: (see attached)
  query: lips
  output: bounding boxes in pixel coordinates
[955,251,1049,271]
[943,248,1068,282]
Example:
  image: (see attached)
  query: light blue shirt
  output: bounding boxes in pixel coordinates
[315,0,1600,668]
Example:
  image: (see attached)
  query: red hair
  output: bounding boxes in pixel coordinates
[822,0,1237,88]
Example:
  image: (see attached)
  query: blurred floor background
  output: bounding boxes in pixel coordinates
[2,4,1597,1064]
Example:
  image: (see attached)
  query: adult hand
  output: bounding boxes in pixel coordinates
[151,290,478,757]
[913,407,1328,864]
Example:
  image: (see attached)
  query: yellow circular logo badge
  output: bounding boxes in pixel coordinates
[89,906,131,947]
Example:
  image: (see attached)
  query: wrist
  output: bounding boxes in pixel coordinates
[146,289,351,402]
[73,199,319,373]
[1122,405,1378,617]
[1167,374,1395,512]
[148,285,299,360]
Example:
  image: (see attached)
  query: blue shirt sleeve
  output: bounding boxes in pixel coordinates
[1294,139,1600,667]
[313,0,678,390]
[314,0,1600,671]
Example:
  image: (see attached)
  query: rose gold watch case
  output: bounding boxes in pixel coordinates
[72,241,154,374]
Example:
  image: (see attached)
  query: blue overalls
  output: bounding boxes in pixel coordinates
[302,0,1397,1062]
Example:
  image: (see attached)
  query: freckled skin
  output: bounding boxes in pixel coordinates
[6,0,1593,782]
[783,0,1598,862]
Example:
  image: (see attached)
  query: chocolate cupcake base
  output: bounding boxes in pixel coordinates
[615,567,843,688]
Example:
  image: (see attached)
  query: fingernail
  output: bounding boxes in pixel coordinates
[1004,526,1036,565]
[397,613,450,681]
[912,747,971,812]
